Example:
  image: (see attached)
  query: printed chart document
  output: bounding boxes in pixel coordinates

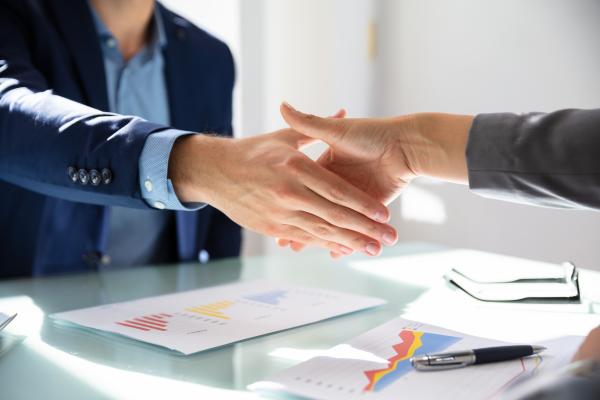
[249,318,583,400]
[51,280,385,355]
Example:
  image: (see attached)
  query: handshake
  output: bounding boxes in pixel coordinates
[169,103,473,258]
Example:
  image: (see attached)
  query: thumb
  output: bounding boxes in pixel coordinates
[280,102,347,145]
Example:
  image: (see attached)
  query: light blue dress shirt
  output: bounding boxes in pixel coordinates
[91,8,195,211]
[90,6,200,267]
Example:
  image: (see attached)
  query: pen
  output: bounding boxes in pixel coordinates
[0,313,17,331]
[410,345,546,371]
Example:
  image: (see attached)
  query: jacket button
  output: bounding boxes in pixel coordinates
[101,168,112,184]
[90,169,101,186]
[67,166,78,183]
[78,169,90,185]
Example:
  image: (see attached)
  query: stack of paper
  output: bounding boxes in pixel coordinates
[249,318,583,400]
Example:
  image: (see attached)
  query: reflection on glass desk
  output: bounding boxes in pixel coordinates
[0,243,599,400]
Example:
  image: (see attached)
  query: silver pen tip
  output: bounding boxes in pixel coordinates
[532,345,547,354]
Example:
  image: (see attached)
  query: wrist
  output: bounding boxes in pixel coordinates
[411,112,472,184]
[168,134,228,204]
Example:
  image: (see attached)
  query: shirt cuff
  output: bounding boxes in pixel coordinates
[139,129,206,211]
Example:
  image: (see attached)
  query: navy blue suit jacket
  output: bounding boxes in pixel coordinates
[0,0,241,278]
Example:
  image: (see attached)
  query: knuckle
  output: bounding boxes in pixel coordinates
[313,223,333,238]
[328,185,347,203]
[272,185,297,202]
[350,235,368,248]
[327,208,348,224]
[282,154,305,172]
[303,113,318,122]
[365,223,381,236]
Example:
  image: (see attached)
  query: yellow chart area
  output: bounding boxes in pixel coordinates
[186,300,234,320]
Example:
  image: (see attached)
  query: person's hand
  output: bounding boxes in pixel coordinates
[573,326,600,361]
[277,103,473,256]
[168,129,398,256]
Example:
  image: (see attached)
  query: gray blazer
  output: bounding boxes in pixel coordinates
[467,109,600,210]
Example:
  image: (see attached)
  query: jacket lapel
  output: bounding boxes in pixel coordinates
[46,0,108,110]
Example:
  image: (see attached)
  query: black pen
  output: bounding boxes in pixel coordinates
[410,345,546,371]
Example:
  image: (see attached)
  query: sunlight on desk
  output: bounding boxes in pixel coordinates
[0,296,256,400]
[269,344,388,364]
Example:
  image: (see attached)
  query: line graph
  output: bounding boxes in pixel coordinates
[363,330,460,392]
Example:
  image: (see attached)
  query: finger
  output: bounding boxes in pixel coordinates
[278,225,354,255]
[281,102,348,145]
[296,186,397,246]
[287,211,382,256]
[290,241,307,252]
[274,107,346,151]
[331,109,347,119]
[276,238,291,247]
[292,157,391,223]
[275,129,321,150]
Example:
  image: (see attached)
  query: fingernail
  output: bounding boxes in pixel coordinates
[340,246,354,255]
[373,211,388,223]
[383,232,396,245]
[282,101,296,111]
[366,242,380,256]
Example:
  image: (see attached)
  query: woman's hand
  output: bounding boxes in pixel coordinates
[277,103,473,256]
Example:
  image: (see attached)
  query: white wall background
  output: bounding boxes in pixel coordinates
[376,0,600,270]
[160,0,600,270]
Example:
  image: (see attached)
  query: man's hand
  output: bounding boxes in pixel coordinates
[277,103,473,255]
[573,326,600,362]
[168,129,398,256]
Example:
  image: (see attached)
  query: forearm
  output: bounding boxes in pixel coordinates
[0,87,166,207]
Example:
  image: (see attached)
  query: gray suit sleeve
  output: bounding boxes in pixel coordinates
[466,109,600,210]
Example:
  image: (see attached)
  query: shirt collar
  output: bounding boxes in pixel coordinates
[89,3,167,51]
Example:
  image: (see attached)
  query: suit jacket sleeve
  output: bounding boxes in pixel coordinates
[467,108,600,210]
[0,2,169,208]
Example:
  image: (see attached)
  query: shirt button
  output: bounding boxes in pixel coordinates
[101,168,113,185]
[78,169,90,185]
[106,38,117,48]
[67,166,78,183]
[144,179,153,192]
[153,201,166,210]
[90,169,101,186]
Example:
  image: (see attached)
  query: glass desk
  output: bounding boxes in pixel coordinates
[1,243,599,399]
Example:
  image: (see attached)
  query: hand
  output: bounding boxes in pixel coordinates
[573,325,600,361]
[168,129,398,256]
[277,103,473,256]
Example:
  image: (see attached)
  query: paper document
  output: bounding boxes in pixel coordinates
[249,318,583,400]
[51,280,385,355]
[0,313,17,332]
